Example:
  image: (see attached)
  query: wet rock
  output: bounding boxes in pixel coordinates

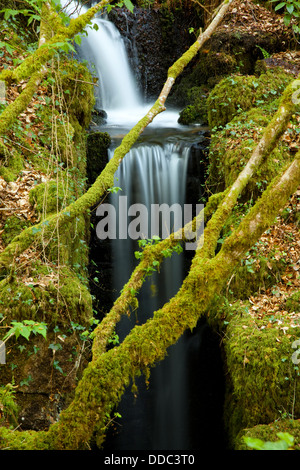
[108,7,195,100]
[90,108,108,127]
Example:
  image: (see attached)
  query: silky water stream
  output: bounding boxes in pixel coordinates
[64,0,226,451]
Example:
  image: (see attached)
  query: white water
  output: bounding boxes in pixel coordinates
[110,142,190,450]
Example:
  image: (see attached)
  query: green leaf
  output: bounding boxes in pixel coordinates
[123,0,134,12]
[4,9,19,20]
[263,440,288,450]
[274,1,287,10]
[286,3,294,13]
[74,34,82,46]
[276,432,294,447]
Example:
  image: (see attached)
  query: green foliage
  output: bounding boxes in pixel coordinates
[0,0,42,25]
[2,320,47,342]
[270,0,300,33]
[244,432,294,450]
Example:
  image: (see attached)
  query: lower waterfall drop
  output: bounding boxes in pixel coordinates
[107,139,191,450]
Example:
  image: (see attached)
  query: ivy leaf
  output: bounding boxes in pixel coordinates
[274,1,287,10]
[286,3,294,14]
[123,0,134,13]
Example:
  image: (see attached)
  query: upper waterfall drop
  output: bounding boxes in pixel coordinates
[62,0,182,128]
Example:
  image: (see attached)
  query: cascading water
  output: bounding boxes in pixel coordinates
[63,0,225,451]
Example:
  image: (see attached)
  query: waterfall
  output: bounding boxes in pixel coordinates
[63,0,225,452]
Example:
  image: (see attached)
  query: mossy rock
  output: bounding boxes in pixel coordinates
[169,51,236,110]
[221,301,300,445]
[38,108,75,166]
[29,180,72,217]
[0,265,92,326]
[226,249,287,300]
[0,265,93,430]
[28,179,89,268]
[55,60,95,130]
[285,290,300,313]
[207,68,292,129]
[0,152,23,182]
[235,419,300,450]
[178,86,208,125]
[189,51,237,86]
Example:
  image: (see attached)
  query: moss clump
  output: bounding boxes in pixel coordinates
[178,86,208,125]
[220,301,300,446]
[0,151,23,182]
[0,384,19,428]
[86,132,111,185]
[2,215,31,246]
[29,180,72,217]
[207,102,293,195]
[224,246,287,300]
[0,265,92,326]
[236,419,300,450]
[207,68,292,129]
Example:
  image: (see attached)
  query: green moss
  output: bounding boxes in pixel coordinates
[221,300,300,446]
[0,265,92,326]
[38,107,75,165]
[86,132,111,184]
[0,427,51,450]
[0,152,23,182]
[2,215,31,246]
[0,384,19,427]
[28,180,89,268]
[178,86,208,124]
[29,179,72,217]
[55,60,95,131]
[170,51,236,110]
